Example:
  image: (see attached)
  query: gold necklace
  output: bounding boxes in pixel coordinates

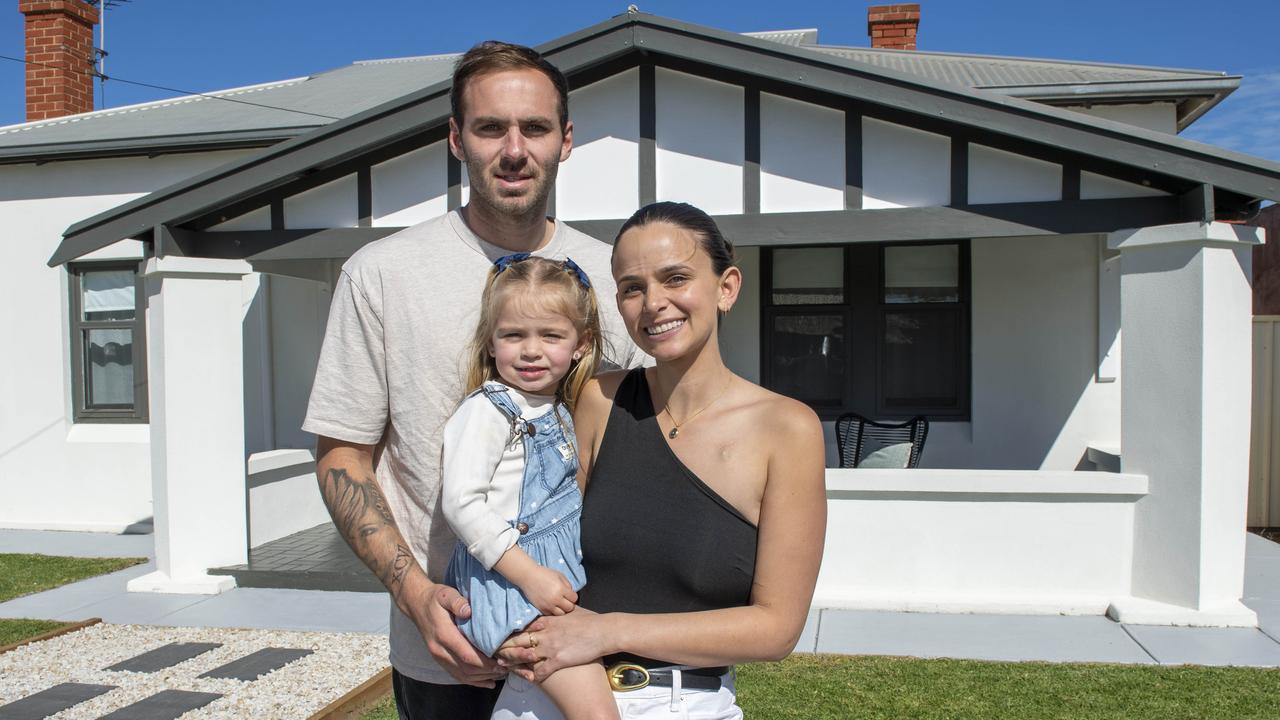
[661,376,732,439]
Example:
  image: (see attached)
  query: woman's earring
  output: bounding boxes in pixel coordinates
[572,352,582,361]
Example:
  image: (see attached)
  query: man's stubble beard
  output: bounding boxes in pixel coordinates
[463,154,562,225]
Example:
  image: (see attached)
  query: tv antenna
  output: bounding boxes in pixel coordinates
[90,0,131,108]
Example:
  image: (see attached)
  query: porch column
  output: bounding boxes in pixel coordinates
[1107,221,1262,626]
[128,256,252,594]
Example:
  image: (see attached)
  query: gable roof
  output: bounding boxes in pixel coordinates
[2,18,1237,164]
[48,12,1280,266]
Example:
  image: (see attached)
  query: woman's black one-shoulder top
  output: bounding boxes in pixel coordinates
[577,369,758,666]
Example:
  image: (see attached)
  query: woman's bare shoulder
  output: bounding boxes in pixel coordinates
[739,380,822,439]
[586,369,633,403]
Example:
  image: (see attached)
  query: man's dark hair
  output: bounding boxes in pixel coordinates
[451,41,570,132]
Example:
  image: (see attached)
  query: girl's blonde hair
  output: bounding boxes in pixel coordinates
[463,256,604,411]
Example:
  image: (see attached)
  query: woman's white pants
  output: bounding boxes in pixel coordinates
[491,669,743,719]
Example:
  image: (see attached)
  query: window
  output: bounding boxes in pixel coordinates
[762,242,969,420]
[68,262,148,422]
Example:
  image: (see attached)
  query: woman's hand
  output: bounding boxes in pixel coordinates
[497,607,612,682]
[519,565,578,616]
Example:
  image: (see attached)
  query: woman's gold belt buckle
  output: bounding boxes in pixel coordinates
[606,662,650,691]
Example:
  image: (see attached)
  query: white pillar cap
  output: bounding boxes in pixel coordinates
[142,256,253,279]
[1107,221,1263,251]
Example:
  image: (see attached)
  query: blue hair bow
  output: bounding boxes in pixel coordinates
[561,257,591,289]
[492,252,531,272]
[491,253,591,290]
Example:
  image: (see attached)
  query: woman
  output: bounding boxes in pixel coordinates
[491,202,827,719]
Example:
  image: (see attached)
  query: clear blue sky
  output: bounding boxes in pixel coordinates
[2,0,1278,161]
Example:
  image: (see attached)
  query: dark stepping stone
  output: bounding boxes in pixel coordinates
[199,647,313,681]
[0,683,115,720]
[105,642,222,673]
[97,689,222,719]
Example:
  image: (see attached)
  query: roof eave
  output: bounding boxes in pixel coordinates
[985,76,1240,132]
[0,128,315,166]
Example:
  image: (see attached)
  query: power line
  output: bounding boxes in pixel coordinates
[0,52,341,121]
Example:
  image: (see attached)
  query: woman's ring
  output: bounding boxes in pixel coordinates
[528,633,539,649]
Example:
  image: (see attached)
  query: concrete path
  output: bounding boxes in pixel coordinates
[4,529,1280,666]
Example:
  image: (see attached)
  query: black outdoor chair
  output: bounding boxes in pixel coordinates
[835,412,929,469]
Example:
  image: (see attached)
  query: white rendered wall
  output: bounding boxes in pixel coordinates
[284,174,358,228]
[1067,103,1178,135]
[0,150,252,532]
[968,144,1061,204]
[373,142,447,227]
[557,69,640,221]
[862,117,950,209]
[759,94,844,213]
[815,469,1144,613]
[247,449,330,547]
[1081,171,1169,200]
[656,68,743,215]
[209,205,271,232]
[720,246,761,381]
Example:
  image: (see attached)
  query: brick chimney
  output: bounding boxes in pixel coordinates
[868,4,920,50]
[20,0,99,122]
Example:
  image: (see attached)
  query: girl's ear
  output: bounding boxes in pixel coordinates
[488,340,496,358]
[573,332,592,361]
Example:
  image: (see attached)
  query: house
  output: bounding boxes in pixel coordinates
[5,2,1279,624]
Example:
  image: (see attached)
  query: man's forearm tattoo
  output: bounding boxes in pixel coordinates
[320,467,410,591]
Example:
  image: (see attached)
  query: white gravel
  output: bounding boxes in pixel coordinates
[0,624,389,719]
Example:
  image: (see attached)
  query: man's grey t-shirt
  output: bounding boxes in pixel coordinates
[302,210,643,683]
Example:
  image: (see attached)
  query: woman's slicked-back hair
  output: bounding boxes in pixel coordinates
[451,41,570,132]
[463,256,604,411]
[613,201,736,275]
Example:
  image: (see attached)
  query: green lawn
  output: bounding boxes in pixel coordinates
[361,655,1280,720]
[0,553,145,649]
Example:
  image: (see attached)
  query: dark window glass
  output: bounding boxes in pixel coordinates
[881,309,963,410]
[767,313,846,407]
[762,243,969,420]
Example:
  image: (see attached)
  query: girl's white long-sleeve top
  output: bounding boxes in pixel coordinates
[440,384,556,570]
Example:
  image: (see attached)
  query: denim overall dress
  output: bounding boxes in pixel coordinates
[445,382,588,656]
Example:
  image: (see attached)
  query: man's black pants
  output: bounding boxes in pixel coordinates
[392,669,504,720]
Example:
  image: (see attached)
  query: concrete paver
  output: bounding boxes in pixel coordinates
[1123,625,1280,667]
[817,610,1156,664]
[0,529,153,559]
[156,588,388,634]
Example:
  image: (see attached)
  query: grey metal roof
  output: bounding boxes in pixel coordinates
[0,21,1241,163]
[0,53,457,161]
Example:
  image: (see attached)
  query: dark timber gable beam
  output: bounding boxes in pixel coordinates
[49,12,1280,266]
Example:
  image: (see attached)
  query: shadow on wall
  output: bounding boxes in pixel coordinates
[967,234,1116,471]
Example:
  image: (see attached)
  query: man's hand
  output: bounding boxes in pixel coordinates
[519,566,578,617]
[400,572,505,687]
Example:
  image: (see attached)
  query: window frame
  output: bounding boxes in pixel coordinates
[68,260,149,423]
[761,241,971,422]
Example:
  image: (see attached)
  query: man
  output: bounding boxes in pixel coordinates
[303,41,643,719]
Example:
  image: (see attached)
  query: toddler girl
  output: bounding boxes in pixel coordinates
[442,253,618,720]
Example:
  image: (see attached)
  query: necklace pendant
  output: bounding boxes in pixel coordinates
[668,427,680,439]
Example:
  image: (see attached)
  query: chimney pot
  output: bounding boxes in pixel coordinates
[19,0,99,122]
[868,3,921,50]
